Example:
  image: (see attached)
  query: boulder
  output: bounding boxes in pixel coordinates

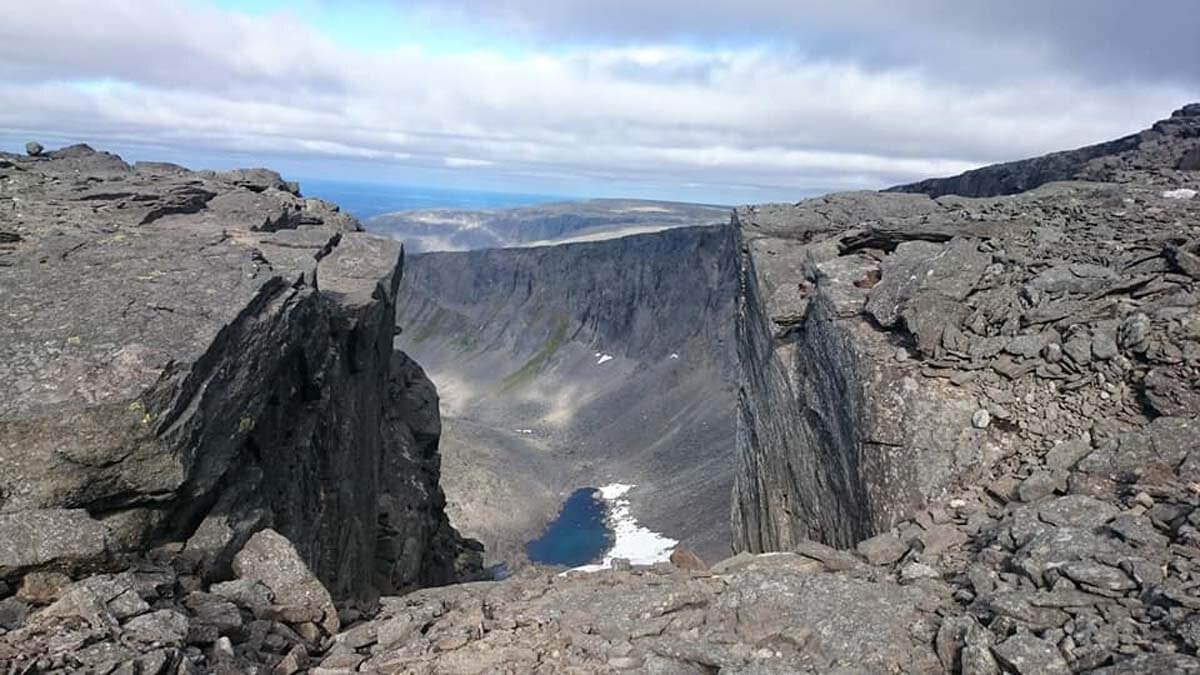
[233,529,339,635]
[0,509,110,579]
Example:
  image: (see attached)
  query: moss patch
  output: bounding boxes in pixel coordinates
[500,318,569,393]
[411,306,448,343]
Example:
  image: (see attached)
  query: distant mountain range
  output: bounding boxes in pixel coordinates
[365,198,730,252]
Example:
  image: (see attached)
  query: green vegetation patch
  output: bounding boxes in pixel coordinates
[411,306,448,343]
[500,318,569,393]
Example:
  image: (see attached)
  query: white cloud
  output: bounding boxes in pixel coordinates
[444,157,495,168]
[0,0,1193,202]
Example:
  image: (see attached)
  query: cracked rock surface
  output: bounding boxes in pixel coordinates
[0,145,481,610]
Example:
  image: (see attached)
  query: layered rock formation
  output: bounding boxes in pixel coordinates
[0,145,480,612]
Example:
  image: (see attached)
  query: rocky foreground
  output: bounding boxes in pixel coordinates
[0,104,1198,674]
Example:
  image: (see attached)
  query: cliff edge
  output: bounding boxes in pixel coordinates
[0,145,481,609]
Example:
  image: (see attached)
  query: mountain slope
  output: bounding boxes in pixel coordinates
[367,198,729,252]
[394,225,738,566]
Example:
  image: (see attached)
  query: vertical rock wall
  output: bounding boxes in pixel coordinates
[0,146,480,601]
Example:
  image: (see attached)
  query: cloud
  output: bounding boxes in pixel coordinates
[393,0,1200,87]
[444,157,495,168]
[0,0,1194,204]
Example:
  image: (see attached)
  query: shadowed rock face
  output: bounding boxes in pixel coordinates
[0,146,480,600]
[393,225,739,566]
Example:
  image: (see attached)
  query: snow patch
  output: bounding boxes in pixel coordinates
[595,353,613,365]
[514,428,534,435]
[1162,188,1197,200]
[669,353,680,360]
[571,483,678,572]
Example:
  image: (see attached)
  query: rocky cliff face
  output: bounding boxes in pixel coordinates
[0,146,480,604]
[733,104,1200,555]
[394,225,738,565]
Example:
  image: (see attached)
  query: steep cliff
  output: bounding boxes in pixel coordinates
[393,225,738,564]
[0,146,480,603]
[734,105,1200,553]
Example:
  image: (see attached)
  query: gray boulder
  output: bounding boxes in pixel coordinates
[232,529,339,635]
[0,509,110,579]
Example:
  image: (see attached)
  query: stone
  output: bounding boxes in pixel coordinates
[668,548,708,572]
[123,609,190,646]
[183,593,243,634]
[856,531,909,565]
[791,539,860,571]
[1017,471,1060,503]
[24,141,42,156]
[899,562,940,583]
[972,409,991,429]
[1044,438,1092,472]
[0,597,28,630]
[0,509,110,578]
[1117,313,1151,351]
[233,529,339,635]
[1058,562,1136,592]
[209,579,274,609]
[273,644,308,675]
[376,613,416,649]
[1042,343,1063,363]
[17,571,73,605]
[991,633,1070,674]
[918,524,969,556]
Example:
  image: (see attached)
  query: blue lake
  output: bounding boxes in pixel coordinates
[525,487,613,567]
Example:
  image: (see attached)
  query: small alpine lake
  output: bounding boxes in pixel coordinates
[524,487,613,567]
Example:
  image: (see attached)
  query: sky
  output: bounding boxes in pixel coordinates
[0,1,1196,205]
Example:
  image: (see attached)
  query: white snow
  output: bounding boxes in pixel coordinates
[571,483,678,573]
[669,353,680,360]
[514,428,534,434]
[595,353,613,365]
[1162,188,1197,200]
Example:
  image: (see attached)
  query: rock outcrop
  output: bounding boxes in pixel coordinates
[0,145,480,609]
[729,104,1200,670]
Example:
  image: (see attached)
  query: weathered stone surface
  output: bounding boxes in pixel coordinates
[992,633,1070,674]
[123,609,190,646]
[730,104,1200,672]
[0,145,480,601]
[856,530,909,565]
[0,509,110,579]
[232,529,339,635]
[315,556,940,673]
